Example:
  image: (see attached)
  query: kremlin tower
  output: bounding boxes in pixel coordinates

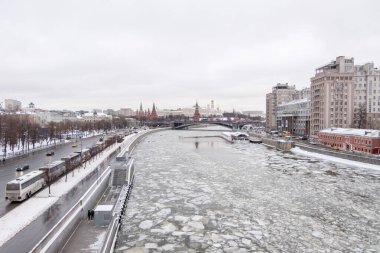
[193,101,200,122]
[150,103,158,120]
[138,103,144,118]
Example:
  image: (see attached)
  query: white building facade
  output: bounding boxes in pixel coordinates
[354,62,380,129]
[266,83,297,131]
[4,99,22,112]
[277,98,310,136]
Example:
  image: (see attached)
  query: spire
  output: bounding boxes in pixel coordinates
[193,101,200,122]
[150,102,158,120]
[138,103,144,118]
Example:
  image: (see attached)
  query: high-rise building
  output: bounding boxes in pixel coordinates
[4,99,22,112]
[353,62,380,129]
[265,83,296,131]
[310,56,355,137]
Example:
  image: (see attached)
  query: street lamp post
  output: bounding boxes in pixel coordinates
[54,126,56,147]
[22,131,27,154]
[48,172,51,195]
[80,136,85,168]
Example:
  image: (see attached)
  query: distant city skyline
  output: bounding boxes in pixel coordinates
[1,0,379,112]
[1,98,225,112]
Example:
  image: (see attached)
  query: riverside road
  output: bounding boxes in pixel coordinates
[0,135,105,218]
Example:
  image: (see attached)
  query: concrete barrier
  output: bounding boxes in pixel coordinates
[295,143,380,165]
[101,217,120,253]
[30,167,111,253]
[128,129,168,152]
[101,128,167,252]
[30,128,167,253]
[262,137,294,151]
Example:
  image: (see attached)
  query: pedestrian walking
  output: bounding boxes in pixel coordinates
[87,210,91,220]
[91,209,95,220]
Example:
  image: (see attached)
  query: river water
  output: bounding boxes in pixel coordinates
[115,127,380,253]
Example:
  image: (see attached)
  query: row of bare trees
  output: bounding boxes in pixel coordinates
[0,114,133,158]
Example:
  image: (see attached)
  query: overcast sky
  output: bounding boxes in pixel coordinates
[1,0,379,112]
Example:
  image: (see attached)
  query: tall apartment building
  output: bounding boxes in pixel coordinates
[310,56,355,137]
[353,62,380,129]
[4,99,22,112]
[265,83,296,131]
[266,93,274,131]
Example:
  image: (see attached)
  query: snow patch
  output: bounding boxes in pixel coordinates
[291,147,380,171]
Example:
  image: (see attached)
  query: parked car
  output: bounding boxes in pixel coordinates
[72,143,77,148]
[16,164,29,171]
[299,136,308,140]
[46,151,55,156]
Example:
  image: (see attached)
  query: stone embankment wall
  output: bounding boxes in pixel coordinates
[262,138,294,151]
[249,132,264,139]
[296,143,380,165]
[30,129,167,253]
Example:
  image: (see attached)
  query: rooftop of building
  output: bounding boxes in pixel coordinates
[278,98,309,107]
[315,56,354,73]
[320,128,380,137]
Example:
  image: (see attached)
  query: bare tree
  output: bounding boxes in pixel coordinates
[354,103,367,129]
[29,122,40,149]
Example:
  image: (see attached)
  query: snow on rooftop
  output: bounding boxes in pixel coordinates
[278,98,309,106]
[320,128,380,137]
[0,133,137,247]
[94,205,114,212]
[291,147,380,171]
[83,112,110,117]
[222,132,248,137]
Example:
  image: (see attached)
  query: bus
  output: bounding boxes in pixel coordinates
[39,160,66,182]
[5,171,46,202]
[61,153,82,172]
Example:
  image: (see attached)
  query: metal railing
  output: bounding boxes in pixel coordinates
[30,166,111,253]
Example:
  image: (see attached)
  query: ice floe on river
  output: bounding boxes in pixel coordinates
[115,130,380,252]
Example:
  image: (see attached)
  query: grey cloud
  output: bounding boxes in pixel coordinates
[1,0,380,112]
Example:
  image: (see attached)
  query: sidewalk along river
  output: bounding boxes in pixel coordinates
[115,127,380,253]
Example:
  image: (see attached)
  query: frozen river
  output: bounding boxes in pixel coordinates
[115,127,380,253]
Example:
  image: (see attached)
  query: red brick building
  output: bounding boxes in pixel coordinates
[150,103,158,120]
[193,102,200,122]
[319,128,380,154]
